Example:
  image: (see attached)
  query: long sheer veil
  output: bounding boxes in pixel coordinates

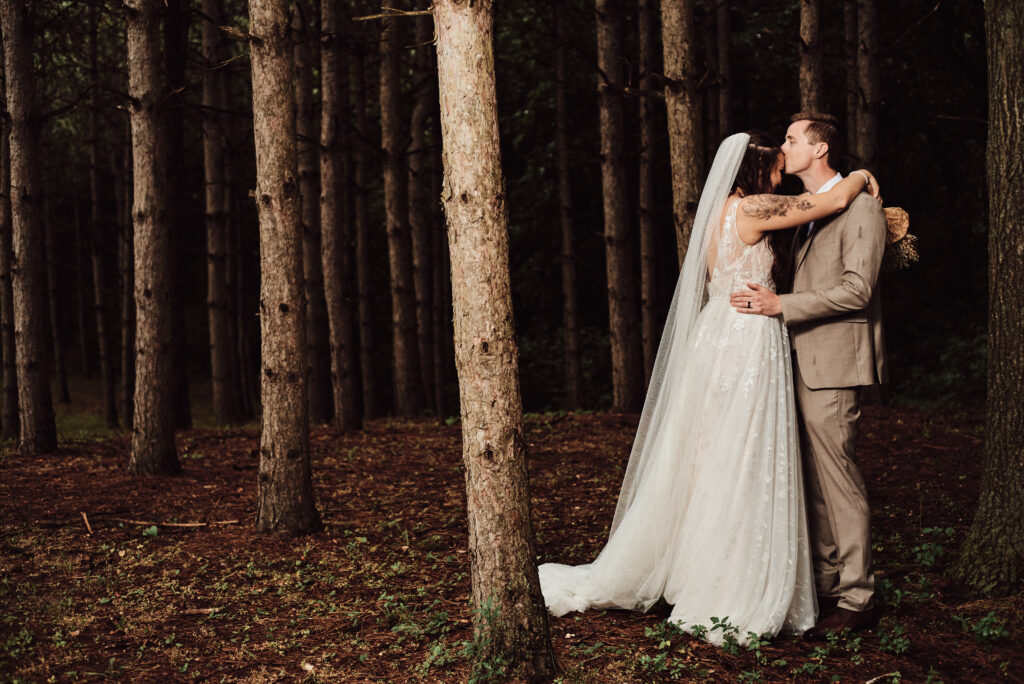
[610,132,749,533]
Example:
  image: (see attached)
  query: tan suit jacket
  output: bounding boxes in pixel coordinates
[780,192,888,390]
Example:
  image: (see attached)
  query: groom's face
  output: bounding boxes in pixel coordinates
[782,121,818,175]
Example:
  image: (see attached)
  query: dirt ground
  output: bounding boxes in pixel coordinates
[1,405,1021,682]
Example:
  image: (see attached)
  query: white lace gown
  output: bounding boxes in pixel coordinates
[539,201,816,645]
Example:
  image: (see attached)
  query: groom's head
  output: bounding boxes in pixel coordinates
[782,112,840,182]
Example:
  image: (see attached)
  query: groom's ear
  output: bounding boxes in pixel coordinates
[814,142,829,159]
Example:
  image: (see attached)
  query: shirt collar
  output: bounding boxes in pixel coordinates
[815,172,844,194]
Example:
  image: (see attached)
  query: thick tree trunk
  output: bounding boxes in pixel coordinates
[116,138,135,429]
[163,0,191,430]
[554,0,582,408]
[433,1,556,678]
[90,13,116,424]
[44,189,70,405]
[950,0,1024,597]
[320,0,361,431]
[409,8,436,414]
[799,0,823,113]
[0,62,17,439]
[716,0,732,136]
[294,0,331,424]
[596,0,643,412]
[126,0,180,475]
[855,0,880,166]
[638,0,658,385]
[380,9,424,417]
[203,0,243,426]
[661,0,703,264]
[844,0,858,160]
[1,0,57,454]
[248,0,322,534]
[352,45,377,419]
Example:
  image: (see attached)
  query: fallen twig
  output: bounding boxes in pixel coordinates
[80,511,93,535]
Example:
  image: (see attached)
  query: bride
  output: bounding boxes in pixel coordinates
[539,132,880,645]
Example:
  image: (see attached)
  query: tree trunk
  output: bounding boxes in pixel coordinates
[163,0,192,430]
[44,186,70,405]
[638,0,658,385]
[855,0,879,166]
[248,0,323,534]
[0,51,19,439]
[409,7,436,414]
[294,0,331,424]
[74,205,92,377]
[126,0,180,475]
[352,44,377,419]
[1,0,57,455]
[799,0,823,113]
[716,0,732,136]
[554,0,582,409]
[320,0,361,431]
[596,0,643,412]
[844,0,858,160]
[117,142,136,430]
[203,0,243,426]
[433,1,556,677]
[702,10,719,165]
[90,10,116,424]
[950,0,1024,597]
[661,1,703,264]
[380,8,424,417]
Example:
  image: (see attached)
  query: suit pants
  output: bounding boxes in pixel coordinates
[793,354,875,612]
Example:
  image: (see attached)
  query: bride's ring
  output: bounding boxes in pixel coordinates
[747,301,752,309]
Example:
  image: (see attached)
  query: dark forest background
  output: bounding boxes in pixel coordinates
[34,0,986,419]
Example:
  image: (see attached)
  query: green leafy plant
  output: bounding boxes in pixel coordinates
[879,623,911,655]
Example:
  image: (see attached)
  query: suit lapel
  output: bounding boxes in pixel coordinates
[795,214,838,272]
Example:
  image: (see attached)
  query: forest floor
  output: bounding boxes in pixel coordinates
[2,397,1022,683]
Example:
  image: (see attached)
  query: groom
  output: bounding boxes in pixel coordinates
[730,112,887,640]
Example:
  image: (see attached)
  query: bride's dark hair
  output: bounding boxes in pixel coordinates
[733,130,793,293]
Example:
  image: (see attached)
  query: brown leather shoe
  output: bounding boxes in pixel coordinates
[803,605,880,641]
[817,595,841,617]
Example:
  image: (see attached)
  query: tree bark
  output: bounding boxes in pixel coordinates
[294,0,332,424]
[203,0,243,426]
[433,1,556,677]
[248,0,322,534]
[950,0,1024,597]
[117,141,135,430]
[409,7,436,414]
[163,0,191,430]
[90,8,116,424]
[126,0,180,475]
[855,0,880,166]
[0,48,18,438]
[352,44,377,419]
[380,8,425,417]
[638,0,658,385]
[44,184,70,405]
[596,0,643,412]
[716,0,732,136]
[844,0,858,160]
[554,0,582,408]
[799,0,823,113]
[661,0,703,264]
[702,9,719,164]
[320,0,361,431]
[1,0,57,454]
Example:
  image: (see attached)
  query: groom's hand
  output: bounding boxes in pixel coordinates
[730,283,782,316]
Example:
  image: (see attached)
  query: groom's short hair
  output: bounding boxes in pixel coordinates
[790,112,841,161]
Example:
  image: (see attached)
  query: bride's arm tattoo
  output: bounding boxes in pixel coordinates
[740,195,814,221]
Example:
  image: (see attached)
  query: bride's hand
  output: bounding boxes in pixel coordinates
[853,169,882,203]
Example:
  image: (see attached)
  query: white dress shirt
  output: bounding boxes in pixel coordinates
[805,171,844,238]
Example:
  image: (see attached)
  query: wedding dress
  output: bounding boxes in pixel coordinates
[539,134,816,645]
